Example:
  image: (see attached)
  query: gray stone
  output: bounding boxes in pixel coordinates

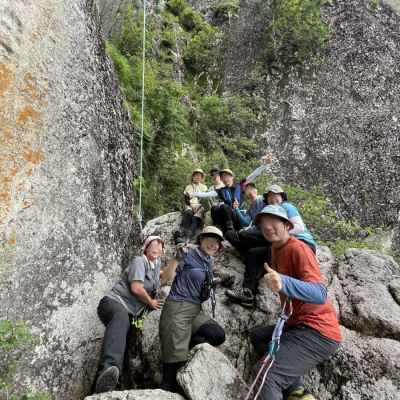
[336,249,400,340]
[177,343,249,400]
[85,389,184,400]
[305,327,400,400]
[0,0,137,399]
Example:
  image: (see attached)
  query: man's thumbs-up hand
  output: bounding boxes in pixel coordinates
[264,263,282,293]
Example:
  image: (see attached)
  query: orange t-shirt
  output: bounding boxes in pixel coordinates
[272,237,342,342]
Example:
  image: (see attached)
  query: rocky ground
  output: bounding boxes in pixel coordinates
[86,212,400,400]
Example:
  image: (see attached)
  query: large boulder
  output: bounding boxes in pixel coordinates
[305,327,400,400]
[0,0,137,398]
[177,343,249,400]
[335,249,400,340]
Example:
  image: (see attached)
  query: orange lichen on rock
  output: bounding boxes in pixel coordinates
[17,106,41,125]
[22,148,43,164]
[0,63,13,97]
[7,236,16,246]
[22,73,40,101]
[1,127,14,144]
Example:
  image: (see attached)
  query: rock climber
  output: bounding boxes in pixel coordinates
[94,236,165,393]
[249,205,341,400]
[159,226,226,394]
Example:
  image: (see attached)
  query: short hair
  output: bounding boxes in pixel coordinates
[244,182,257,190]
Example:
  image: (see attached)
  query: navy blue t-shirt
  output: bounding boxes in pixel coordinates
[168,247,213,304]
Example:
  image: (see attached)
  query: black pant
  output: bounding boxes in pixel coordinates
[226,226,270,257]
[250,325,339,400]
[243,245,272,294]
[180,209,202,239]
[161,320,226,393]
[190,320,226,348]
[97,296,132,372]
[211,204,241,232]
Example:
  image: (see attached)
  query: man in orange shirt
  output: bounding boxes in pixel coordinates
[250,205,341,400]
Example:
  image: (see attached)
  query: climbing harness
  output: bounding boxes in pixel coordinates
[245,299,293,400]
[138,0,147,230]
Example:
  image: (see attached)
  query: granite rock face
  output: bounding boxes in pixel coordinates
[0,0,137,398]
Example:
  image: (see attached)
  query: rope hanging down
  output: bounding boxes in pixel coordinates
[245,299,293,400]
[138,0,147,230]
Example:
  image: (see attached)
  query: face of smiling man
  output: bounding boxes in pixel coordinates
[258,214,291,248]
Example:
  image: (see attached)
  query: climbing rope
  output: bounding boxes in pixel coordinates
[245,299,293,400]
[138,0,147,230]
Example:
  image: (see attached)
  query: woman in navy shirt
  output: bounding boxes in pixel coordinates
[159,226,226,393]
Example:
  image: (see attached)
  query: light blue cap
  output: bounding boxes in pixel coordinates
[254,205,294,229]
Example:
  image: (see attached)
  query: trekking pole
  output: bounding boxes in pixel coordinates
[245,299,293,400]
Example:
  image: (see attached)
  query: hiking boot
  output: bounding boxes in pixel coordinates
[94,366,119,393]
[287,387,316,400]
[225,287,255,307]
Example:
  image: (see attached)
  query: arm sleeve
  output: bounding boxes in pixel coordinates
[245,165,268,183]
[195,190,218,198]
[280,275,327,304]
[289,215,305,235]
[127,257,146,283]
[234,184,242,204]
[235,209,251,228]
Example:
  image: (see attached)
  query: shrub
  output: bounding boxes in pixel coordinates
[260,0,330,72]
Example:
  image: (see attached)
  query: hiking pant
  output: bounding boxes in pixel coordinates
[211,203,241,232]
[160,300,225,393]
[243,245,272,294]
[226,226,270,257]
[180,209,202,239]
[250,325,340,400]
[160,320,226,393]
[97,296,132,373]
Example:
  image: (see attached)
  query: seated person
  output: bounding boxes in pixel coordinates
[249,205,341,400]
[94,236,165,393]
[211,168,244,232]
[264,184,317,253]
[159,226,226,393]
[208,166,225,195]
[174,169,208,244]
[225,182,266,251]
